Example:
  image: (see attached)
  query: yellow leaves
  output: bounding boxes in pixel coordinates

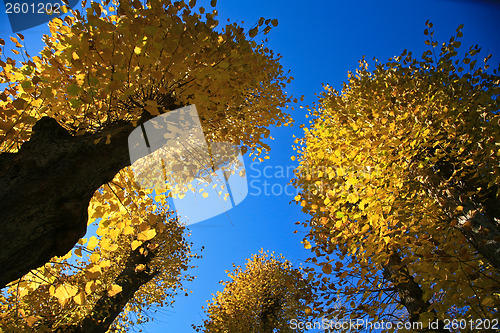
[134,46,142,55]
[74,291,85,305]
[131,240,143,251]
[75,73,85,85]
[10,36,23,48]
[85,281,98,294]
[138,228,156,241]
[100,238,119,252]
[346,192,359,204]
[87,236,98,250]
[303,240,312,250]
[107,284,123,297]
[90,252,100,263]
[53,284,78,306]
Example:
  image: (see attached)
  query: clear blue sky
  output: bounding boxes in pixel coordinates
[1,0,500,332]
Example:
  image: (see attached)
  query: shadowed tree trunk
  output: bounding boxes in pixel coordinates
[383,251,449,333]
[0,117,135,289]
[414,166,500,272]
[65,240,159,333]
[0,93,183,289]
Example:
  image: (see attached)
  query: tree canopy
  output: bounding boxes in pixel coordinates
[0,0,294,330]
[293,22,500,331]
[0,0,293,288]
[197,251,314,333]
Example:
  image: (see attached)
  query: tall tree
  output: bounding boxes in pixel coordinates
[196,251,314,333]
[0,0,293,287]
[0,167,197,332]
[293,23,500,331]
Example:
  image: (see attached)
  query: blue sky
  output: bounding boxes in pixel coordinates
[1,0,500,332]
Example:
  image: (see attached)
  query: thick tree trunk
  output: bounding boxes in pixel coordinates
[0,117,135,289]
[67,240,159,333]
[383,252,449,333]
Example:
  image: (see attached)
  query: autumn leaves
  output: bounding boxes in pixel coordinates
[293,22,500,330]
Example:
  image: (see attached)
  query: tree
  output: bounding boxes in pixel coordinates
[196,251,314,333]
[0,0,293,288]
[292,23,500,331]
[0,167,198,332]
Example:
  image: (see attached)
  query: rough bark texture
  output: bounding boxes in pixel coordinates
[66,241,159,333]
[383,252,449,333]
[0,117,135,289]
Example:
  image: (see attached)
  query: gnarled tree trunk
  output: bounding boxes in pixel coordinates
[0,117,136,289]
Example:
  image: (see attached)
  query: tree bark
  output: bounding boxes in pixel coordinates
[0,117,135,289]
[383,252,449,333]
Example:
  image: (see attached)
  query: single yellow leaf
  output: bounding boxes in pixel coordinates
[131,240,143,250]
[360,224,370,234]
[87,236,98,251]
[107,284,123,297]
[123,226,134,235]
[85,281,97,294]
[138,229,156,241]
[54,284,78,305]
[74,291,85,305]
[90,252,100,263]
[135,264,146,272]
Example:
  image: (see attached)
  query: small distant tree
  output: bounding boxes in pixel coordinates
[197,251,314,333]
[293,23,500,331]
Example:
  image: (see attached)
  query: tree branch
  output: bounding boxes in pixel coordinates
[383,251,449,333]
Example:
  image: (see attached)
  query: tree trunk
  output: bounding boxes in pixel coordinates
[383,252,449,333]
[416,167,500,271]
[63,240,159,333]
[0,117,135,289]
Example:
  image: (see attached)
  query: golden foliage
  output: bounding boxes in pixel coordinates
[197,250,314,333]
[0,0,292,155]
[0,168,196,331]
[293,23,500,330]
[1,0,293,330]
